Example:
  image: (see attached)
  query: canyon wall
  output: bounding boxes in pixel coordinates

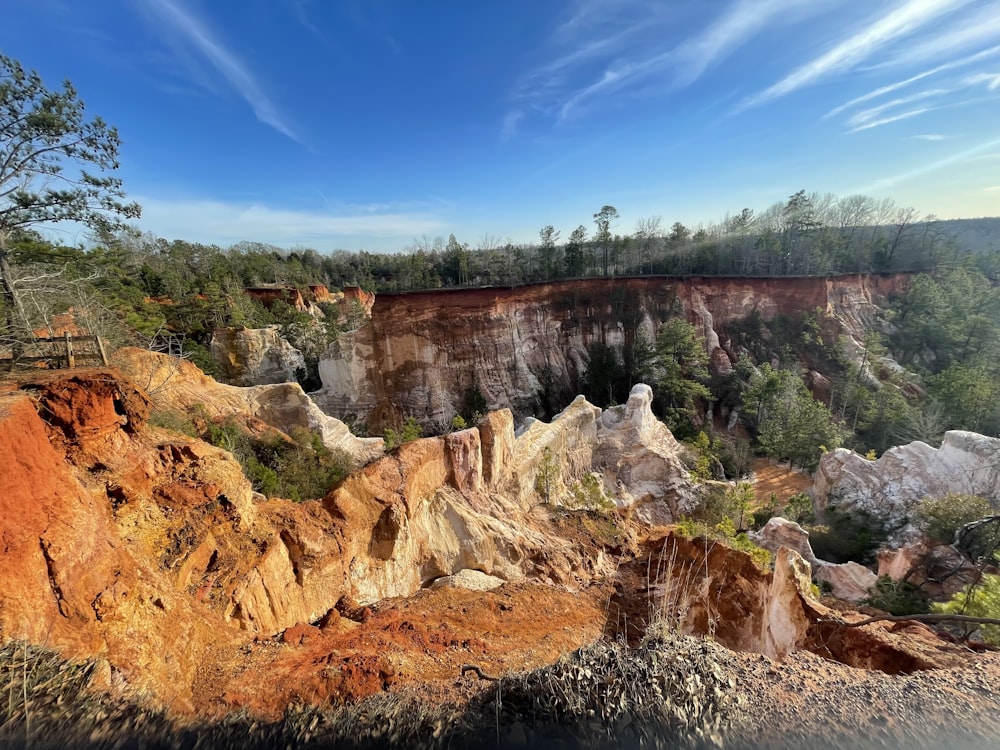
[0,367,700,707]
[210,326,305,386]
[311,274,908,428]
[0,364,957,715]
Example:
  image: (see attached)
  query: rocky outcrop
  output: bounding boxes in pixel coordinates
[814,431,1000,540]
[877,542,985,598]
[593,384,697,523]
[0,364,977,721]
[0,364,702,706]
[615,535,829,660]
[114,347,383,464]
[0,378,246,712]
[265,384,698,614]
[312,274,909,428]
[753,517,819,566]
[814,562,878,602]
[245,284,374,320]
[214,286,374,388]
[753,517,877,602]
[210,326,305,385]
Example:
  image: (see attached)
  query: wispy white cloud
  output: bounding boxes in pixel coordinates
[568,0,815,117]
[146,0,301,144]
[846,88,950,128]
[511,0,816,130]
[826,43,1000,119]
[743,0,972,110]
[830,59,1000,134]
[965,71,1000,89]
[861,135,1000,191]
[848,107,934,133]
[673,0,815,86]
[912,133,952,140]
[135,196,447,248]
[875,1,1000,67]
[984,185,1000,191]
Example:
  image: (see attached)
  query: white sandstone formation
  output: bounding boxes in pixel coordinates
[814,562,878,602]
[815,431,1000,540]
[258,385,698,619]
[210,326,305,386]
[753,517,819,566]
[764,548,821,659]
[752,517,878,602]
[115,347,383,465]
[593,384,699,523]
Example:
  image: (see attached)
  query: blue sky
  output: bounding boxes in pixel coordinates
[3,0,999,251]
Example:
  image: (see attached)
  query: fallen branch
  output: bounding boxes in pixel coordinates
[460,664,500,681]
[819,613,1000,628]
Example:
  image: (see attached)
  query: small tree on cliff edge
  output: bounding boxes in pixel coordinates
[0,54,140,336]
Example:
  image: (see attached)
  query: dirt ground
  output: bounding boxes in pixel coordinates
[750,457,813,502]
[207,580,612,719]
[198,578,1000,749]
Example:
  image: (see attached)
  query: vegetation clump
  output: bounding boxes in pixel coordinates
[863,576,930,617]
[806,506,888,565]
[933,560,1000,646]
[383,416,422,451]
[675,483,772,571]
[150,408,351,502]
[915,493,994,546]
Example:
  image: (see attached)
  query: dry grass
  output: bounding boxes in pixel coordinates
[0,632,740,750]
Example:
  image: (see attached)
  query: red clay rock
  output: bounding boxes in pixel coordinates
[0,362,987,727]
[313,274,911,428]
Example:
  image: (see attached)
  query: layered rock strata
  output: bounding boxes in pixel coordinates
[0,362,959,717]
[0,369,704,706]
[312,274,908,428]
[210,326,305,386]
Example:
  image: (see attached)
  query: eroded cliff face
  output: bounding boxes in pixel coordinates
[312,274,908,428]
[210,326,305,386]
[0,376,247,712]
[210,285,375,387]
[113,347,383,464]
[0,368,704,709]
[0,361,969,720]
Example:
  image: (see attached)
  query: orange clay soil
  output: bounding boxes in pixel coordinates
[203,580,612,719]
[751,457,813,503]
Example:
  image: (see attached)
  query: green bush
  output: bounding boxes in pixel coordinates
[674,514,772,571]
[383,417,422,451]
[915,493,994,546]
[807,507,887,564]
[202,418,350,501]
[534,447,560,504]
[697,482,755,530]
[784,492,815,525]
[933,566,1000,645]
[568,472,615,511]
[864,576,929,616]
[147,408,197,437]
